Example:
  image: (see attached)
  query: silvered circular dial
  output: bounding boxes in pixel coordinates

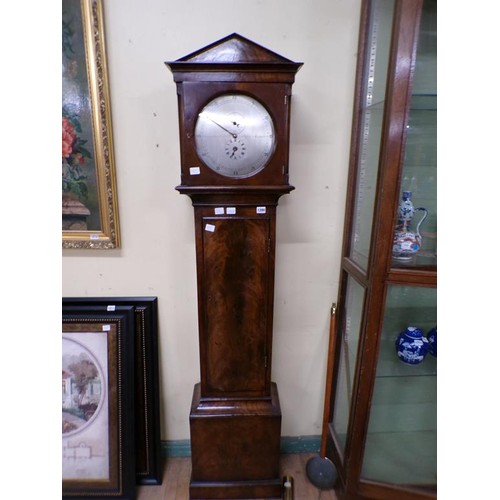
[194,94,276,178]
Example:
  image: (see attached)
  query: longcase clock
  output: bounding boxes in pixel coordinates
[166,33,302,499]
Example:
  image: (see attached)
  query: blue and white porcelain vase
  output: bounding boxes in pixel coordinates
[395,326,429,364]
[427,327,437,357]
[392,191,428,261]
[397,191,416,222]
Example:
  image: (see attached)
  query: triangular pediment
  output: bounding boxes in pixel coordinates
[175,33,296,65]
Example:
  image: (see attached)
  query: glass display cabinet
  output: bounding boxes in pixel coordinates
[324,0,436,498]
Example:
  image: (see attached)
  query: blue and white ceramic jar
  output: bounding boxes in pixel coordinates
[427,327,437,357]
[395,326,429,364]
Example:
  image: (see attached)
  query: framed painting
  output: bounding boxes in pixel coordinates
[63,297,162,485]
[62,0,120,248]
[62,306,135,499]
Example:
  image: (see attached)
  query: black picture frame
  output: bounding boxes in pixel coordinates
[63,297,162,485]
[62,305,136,499]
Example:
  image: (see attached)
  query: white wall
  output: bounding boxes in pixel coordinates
[62,0,361,442]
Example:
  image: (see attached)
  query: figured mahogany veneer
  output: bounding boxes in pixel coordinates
[190,383,282,499]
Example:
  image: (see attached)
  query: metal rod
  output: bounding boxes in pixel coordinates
[282,475,294,500]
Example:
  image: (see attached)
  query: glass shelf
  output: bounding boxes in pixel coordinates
[363,94,437,112]
[391,251,437,268]
[362,93,437,112]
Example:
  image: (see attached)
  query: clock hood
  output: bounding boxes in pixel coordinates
[165,33,303,80]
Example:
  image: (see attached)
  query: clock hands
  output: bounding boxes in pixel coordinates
[199,112,239,139]
[225,138,245,160]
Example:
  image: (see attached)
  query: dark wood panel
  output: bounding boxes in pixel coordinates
[190,383,281,498]
[202,217,270,395]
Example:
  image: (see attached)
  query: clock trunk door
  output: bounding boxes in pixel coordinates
[199,213,273,397]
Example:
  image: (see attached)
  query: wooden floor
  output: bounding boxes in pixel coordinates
[136,453,338,500]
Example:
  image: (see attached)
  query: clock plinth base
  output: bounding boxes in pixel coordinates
[189,479,282,500]
[189,383,282,499]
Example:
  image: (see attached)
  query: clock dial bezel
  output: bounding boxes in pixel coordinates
[194,93,277,179]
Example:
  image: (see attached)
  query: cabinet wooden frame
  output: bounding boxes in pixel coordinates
[322,1,437,499]
[63,297,162,485]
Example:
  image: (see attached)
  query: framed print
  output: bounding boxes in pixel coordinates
[62,306,135,499]
[62,0,120,248]
[63,297,162,485]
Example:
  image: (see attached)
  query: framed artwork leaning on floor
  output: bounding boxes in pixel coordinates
[63,297,162,485]
[62,305,136,499]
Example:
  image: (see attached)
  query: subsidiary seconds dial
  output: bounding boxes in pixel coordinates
[194,94,276,178]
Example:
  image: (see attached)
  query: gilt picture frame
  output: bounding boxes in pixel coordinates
[62,0,120,248]
[63,297,162,485]
[62,306,135,499]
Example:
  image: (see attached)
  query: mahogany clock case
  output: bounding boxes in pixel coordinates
[166,33,302,499]
[175,82,293,188]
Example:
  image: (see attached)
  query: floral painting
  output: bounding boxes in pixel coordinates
[62,0,120,248]
[62,0,99,231]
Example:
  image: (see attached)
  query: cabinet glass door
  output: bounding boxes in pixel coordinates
[361,285,437,485]
[392,0,437,268]
[331,275,365,453]
[349,0,395,270]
